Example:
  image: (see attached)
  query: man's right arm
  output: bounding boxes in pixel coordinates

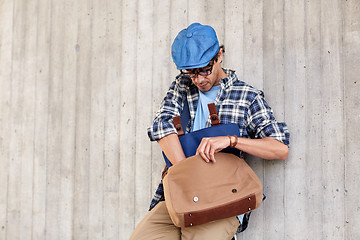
[147,78,187,141]
[158,133,186,165]
[148,77,189,164]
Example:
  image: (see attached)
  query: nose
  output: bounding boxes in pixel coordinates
[193,74,206,84]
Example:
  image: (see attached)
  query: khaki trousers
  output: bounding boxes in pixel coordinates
[130,201,239,240]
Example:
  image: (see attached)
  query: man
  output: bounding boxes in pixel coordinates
[130,23,290,240]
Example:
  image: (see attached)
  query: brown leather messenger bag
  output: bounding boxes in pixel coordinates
[162,103,263,228]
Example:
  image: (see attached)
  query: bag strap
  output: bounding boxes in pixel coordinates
[173,116,184,137]
[173,100,221,135]
[180,95,190,134]
[208,103,220,126]
[172,96,190,137]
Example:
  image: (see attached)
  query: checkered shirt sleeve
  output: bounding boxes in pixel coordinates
[147,77,189,141]
[245,90,290,146]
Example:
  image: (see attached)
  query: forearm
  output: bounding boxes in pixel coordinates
[196,136,289,162]
[158,133,186,165]
[233,136,289,160]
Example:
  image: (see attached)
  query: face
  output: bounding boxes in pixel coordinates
[191,65,220,92]
[181,50,224,92]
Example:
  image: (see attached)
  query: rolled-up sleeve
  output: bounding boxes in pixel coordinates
[245,91,290,147]
[147,78,187,141]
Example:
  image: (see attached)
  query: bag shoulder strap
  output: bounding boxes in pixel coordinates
[208,103,220,126]
[173,100,220,136]
[179,95,190,135]
[173,116,184,137]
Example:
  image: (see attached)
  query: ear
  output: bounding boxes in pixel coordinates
[217,48,224,63]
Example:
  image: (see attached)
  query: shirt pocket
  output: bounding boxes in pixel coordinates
[218,104,248,138]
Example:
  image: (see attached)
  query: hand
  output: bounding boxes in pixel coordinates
[196,136,231,163]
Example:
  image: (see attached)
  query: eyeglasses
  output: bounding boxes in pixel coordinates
[180,61,214,78]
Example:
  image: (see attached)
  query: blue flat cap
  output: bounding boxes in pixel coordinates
[171,23,219,70]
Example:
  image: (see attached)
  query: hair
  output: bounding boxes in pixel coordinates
[212,45,225,62]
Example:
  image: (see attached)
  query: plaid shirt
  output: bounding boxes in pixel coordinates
[147,68,290,232]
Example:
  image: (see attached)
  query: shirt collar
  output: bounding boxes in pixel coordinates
[219,68,237,88]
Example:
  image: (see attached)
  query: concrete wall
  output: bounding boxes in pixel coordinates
[0,0,359,239]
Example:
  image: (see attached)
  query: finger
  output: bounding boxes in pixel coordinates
[196,144,203,156]
[204,139,215,162]
[203,141,211,160]
[199,151,210,163]
[209,146,216,163]
[196,138,207,155]
[196,138,210,162]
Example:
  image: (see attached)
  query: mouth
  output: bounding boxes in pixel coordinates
[198,83,208,88]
